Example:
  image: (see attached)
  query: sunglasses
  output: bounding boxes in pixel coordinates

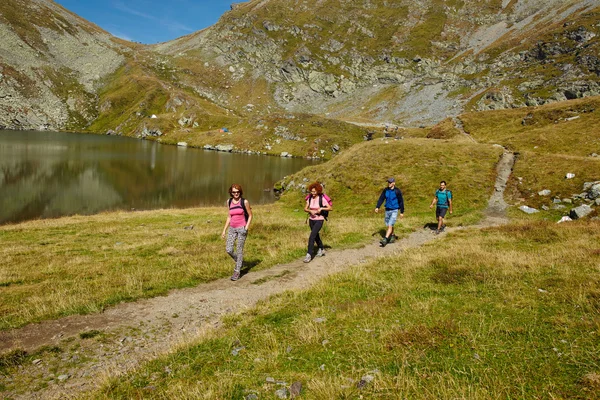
[231,190,240,194]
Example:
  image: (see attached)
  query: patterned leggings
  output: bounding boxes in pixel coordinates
[226,227,247,272]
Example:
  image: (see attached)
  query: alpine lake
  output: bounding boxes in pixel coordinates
[0,130,317,225]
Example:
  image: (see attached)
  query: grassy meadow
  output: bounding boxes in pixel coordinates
[0,206,381,331]
[0,137,501,331]
[1,96,600,398]
[92,221,600,399]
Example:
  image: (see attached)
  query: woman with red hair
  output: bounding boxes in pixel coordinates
[221,184,253,281]
[303,182,332,263]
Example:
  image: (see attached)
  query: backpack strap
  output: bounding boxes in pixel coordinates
[228,198,249,222]
[241,198,249,222]
[436,189,450,206]
[318,194,328,221]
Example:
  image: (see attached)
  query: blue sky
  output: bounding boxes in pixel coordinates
[54,0,234,44]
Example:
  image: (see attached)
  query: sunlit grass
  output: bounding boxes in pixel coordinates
[0,136,504,330]
[92,220,600,399]
[0,205,379,330]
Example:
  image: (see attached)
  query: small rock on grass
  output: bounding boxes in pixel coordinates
[519,205,538,214]
[275,388,289,399]
[290,381,302,397]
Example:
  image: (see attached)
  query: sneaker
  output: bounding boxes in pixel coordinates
[316,248,325,257]
[380,238,388,247]
[440,224,446,232]
[230,270,240,281]
[435,229,440,235]
[303,253,312,263]
[388,235,396,243]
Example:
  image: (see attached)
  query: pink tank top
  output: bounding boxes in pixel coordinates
[308,196,329,221]
[229,199,246,228]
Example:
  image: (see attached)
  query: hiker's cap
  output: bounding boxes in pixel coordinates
[387,177,395,183]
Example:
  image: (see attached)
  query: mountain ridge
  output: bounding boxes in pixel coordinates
[1,0,600,155]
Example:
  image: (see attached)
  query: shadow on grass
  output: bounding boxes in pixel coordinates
[240,258,261,277]
[372,229,387,238]
[423,222,439,231]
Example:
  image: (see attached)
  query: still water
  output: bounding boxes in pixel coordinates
[0,130,316,225]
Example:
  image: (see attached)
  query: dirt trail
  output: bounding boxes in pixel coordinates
[481,150,516,226]
[0,152,516,399]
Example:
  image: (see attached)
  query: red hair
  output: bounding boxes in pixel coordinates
[307,182,323,194]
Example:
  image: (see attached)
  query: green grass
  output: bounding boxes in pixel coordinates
[91,221,600,399]
[461,96,600,156]
[0,135,504,331]
[503,151,600,222]
[0,205,379,330]
[277,137,503,227]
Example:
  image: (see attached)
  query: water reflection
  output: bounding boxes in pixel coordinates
[0,130,315,224]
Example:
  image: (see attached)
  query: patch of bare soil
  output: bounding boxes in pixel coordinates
[0,152,515,399]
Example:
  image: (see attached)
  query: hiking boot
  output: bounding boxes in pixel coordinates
[440,224,446,232]
[388,235,396,243]
[230,270,241,281]
[435,229,440,235]
[380,238,388,247]
[316,248,325,257]
[303,253,312,263]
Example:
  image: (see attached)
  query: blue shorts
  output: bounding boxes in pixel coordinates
[384,209,398,226]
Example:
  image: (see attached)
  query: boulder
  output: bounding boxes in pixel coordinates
[569,204,593,219]
[215,144,234,152]
[583,181,600,199]
[177,142,188,147]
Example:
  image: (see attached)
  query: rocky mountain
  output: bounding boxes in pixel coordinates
[1,0,600,148]
[0,0,128,130]
[155,0,600,126]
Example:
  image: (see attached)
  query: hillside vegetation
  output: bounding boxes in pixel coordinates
[3,0,600,147]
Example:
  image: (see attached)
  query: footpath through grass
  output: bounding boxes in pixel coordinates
[0,138,502,331]
[92,221,600,399]
[0,206,380,331]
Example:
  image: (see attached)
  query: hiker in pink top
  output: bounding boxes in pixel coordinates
[221,184,253,281]
[303,182,332,263]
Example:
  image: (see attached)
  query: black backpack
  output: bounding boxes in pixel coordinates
[319,194,330,221]
[228,198,249,222]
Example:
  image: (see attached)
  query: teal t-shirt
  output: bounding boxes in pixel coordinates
[435,189,452,209]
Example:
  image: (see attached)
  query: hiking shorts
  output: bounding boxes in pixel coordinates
[385,209,398,226]
[436,207,448,219]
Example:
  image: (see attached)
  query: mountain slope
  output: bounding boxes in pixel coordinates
[0,0,127,130]
[1,0,600,144]
[154,0,600,125]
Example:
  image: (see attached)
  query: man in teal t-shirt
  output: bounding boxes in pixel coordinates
[429,180,452,234]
